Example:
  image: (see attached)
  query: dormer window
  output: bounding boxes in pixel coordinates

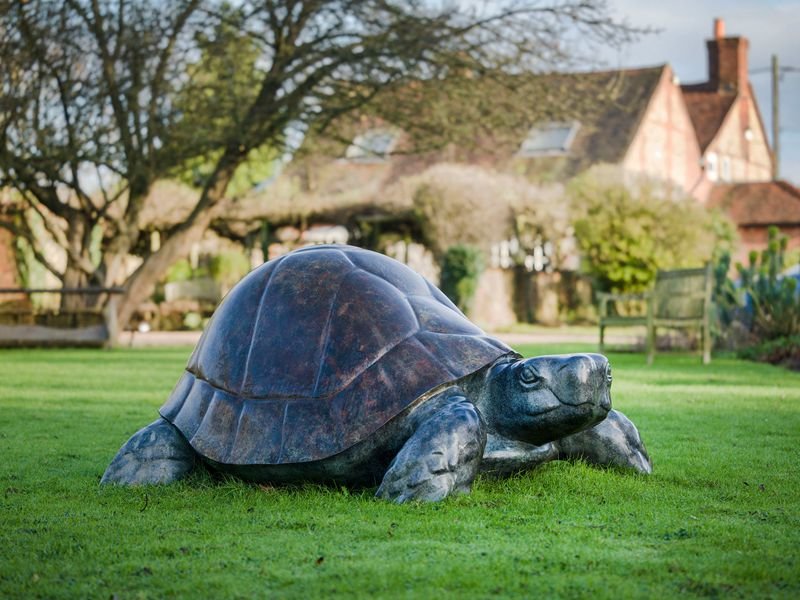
[345,129,399,163]
[518,121,580,157]
[705,152,719,182]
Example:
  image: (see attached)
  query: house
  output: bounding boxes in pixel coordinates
[252,19,775,218]
[510,65,705,198]
[682,19,797,268]
[708,180,800,266]
[681,18,774,203]
[224,19,777,326]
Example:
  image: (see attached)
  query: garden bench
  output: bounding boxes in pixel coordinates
[0,287,123,348]
[598,264,713,364]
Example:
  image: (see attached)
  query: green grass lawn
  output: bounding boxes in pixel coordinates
[1,344,799,599]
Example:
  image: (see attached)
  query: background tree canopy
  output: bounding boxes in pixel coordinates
[0,0,638,328]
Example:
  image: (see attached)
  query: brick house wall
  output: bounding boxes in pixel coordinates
[708,181,800,268]
[738,225,800,264]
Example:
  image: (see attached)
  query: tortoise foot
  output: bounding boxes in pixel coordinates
[556,409,652,474]
[100,418,197,485]
[376,397,486,503]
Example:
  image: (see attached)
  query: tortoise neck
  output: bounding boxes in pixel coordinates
[462,354,518,430]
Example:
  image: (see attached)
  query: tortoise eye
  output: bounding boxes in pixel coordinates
[606,364,613,385]
[520,365,541,385]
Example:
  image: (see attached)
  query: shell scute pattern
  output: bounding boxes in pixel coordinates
[159,246,512,465]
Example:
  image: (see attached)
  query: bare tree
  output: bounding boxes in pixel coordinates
[0,0,637,327]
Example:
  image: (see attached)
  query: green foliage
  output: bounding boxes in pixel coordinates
[1,346,799,598]
[176,144,279,198]
[164,250,250,293]
[570,180,720,293]
[440,245,484,313]
[712,252,745,328]
[170,11,280,193]
[735,227,800,340]
[182,311,204,331]
[209,250,251,290]
[164,259,195,283]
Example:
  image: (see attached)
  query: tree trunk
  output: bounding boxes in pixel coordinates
[61,215,97,310]
[116,154,239,331]
[116,208,221,331]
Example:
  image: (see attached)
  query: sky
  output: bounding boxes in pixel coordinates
[599,0,800,184]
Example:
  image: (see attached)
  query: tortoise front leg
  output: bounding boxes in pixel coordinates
[554,409,652,473]
[376,396,486,503]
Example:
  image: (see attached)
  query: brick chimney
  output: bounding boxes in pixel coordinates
[706,18,749,93]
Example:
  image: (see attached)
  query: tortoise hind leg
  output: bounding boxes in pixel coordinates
[100,418,197,485]
[376,396,486,503]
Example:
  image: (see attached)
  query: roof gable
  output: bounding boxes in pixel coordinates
[680,84,736,151]
[510,66,666,176]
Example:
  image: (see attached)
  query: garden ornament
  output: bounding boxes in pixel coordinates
[102,245,651,502]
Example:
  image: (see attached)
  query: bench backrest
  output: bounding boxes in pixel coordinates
[652,264,712,320]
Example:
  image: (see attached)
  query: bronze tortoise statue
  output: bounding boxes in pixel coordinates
[102,245,651,502]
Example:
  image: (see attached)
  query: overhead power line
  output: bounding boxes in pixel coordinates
[750,65,799,74]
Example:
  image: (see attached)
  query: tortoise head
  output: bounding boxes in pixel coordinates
[485,354,612,446]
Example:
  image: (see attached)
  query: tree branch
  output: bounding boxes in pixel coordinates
[0,219,64,282]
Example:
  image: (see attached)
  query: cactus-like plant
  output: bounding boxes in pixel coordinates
[735,227,800,340]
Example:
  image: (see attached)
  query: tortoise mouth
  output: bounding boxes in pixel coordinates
[525,400,595,418]
[525,405,560,417]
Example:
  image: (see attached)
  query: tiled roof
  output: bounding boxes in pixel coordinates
[567,66,666,165]
[680,83,736,151]
[708,180,800,225]
[507,66,666,178]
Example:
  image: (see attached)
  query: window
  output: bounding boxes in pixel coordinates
[518,121,580,157]
[345,129,398,162]
[705,152,719,182]
[721,155,731,181]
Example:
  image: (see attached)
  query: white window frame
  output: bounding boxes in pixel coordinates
[705,152,719,182]
[345,128,399,163]
[721,155,731,182]
[517,121,581,157]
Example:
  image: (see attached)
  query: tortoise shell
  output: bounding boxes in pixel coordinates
[160,245,512,465]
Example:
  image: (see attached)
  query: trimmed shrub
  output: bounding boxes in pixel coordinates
[210,250,251,291]
[570,178,728,293]
[440,245,484,314]
[165,259,195,283]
